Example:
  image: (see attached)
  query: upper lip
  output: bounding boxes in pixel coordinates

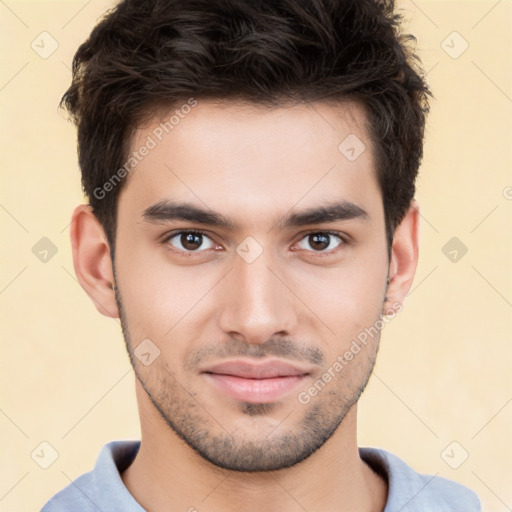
[201,359,311,379]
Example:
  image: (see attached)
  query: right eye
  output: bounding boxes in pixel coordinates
[163,230,218,253]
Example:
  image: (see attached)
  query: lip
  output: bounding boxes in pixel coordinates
[201,359,311,404]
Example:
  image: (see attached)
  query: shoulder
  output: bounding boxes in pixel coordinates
[40,440,142,512]
[40,471,99,512]
[359,447,481,512]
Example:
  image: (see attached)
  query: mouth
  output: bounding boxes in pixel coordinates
[200,359,311,404]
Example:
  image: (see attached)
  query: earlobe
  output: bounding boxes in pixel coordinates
[70,204,119,319]
[382,200,420,316]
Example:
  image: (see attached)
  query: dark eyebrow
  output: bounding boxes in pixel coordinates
[141,200,369,231]
[275,201,369,230]
[142,201,236,230]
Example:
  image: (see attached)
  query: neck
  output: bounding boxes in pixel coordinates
[121,384,388,512]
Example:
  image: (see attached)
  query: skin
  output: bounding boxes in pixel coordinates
[70,100,419,512]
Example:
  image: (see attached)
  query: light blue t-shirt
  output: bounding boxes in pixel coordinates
[41,440,481,511]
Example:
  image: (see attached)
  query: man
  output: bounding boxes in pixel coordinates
[42,0,481,510]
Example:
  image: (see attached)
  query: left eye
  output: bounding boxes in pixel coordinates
[166,231,216,252]
[296,232,343,252]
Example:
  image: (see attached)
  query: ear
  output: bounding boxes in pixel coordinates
[382,200,420,315]
[70,204,119,318]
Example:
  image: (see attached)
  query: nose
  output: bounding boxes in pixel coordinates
[218,248,299,345]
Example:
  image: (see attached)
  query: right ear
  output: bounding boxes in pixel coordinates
[69,204,119,318]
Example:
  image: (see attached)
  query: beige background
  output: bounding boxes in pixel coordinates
[0,0,511,510]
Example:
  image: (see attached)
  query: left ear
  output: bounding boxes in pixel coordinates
[382,200,420,315]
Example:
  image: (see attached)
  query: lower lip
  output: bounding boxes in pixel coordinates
[204,373,307,403]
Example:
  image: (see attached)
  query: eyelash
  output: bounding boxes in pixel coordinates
[162,229,348,258]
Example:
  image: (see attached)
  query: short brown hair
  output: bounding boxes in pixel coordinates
[61,0,433,257]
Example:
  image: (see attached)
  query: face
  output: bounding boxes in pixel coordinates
[113,100,392,471]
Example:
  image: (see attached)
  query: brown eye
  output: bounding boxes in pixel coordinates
[297,232,343,253]
[166,231,215,252]
[180,233,203,251]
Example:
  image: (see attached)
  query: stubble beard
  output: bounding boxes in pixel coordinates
[113,280,380,472]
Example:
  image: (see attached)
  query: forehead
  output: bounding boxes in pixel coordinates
[118,99,382,227]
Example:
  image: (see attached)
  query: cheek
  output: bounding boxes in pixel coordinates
[286,253,387,334]
[115,240,221,348]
